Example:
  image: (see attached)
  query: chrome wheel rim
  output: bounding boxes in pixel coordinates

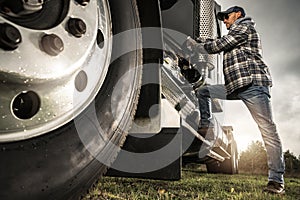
[0,0,112,142]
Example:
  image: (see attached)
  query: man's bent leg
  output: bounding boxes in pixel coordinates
[239,86,285,184]
[196,84,227,127]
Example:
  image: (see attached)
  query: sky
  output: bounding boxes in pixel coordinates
[162,0,300,156]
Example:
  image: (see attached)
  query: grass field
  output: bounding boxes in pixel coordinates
[83,165,300,200]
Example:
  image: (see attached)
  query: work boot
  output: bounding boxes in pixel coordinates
[263,181,285,195]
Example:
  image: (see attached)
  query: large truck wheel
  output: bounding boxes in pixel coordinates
[0,0,142,199]
[206,141,239,174]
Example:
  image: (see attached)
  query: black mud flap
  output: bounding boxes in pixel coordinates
[105,128,182,180]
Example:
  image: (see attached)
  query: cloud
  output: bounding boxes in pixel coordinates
[270,76,300,155]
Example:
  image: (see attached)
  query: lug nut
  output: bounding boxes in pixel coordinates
[41,34,64,56]
[75,0,90,6]
[67,18,87,38]
[0,23,22,50]
[23,0,44,11]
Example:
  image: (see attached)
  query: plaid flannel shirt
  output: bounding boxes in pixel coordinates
[203,17,273,95]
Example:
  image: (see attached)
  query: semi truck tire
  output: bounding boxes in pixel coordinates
[0,0,142,199]
[206,141,239,174]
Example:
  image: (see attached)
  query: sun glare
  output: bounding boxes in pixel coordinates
[234,134,260,153]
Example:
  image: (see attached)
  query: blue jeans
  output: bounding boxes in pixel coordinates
[197,84,285,184]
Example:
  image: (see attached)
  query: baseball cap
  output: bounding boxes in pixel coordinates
[217,6,246,20]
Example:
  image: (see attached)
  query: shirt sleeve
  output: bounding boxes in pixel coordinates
[203,24,249,54]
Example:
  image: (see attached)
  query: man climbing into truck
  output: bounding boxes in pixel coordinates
[185,5,285,194]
